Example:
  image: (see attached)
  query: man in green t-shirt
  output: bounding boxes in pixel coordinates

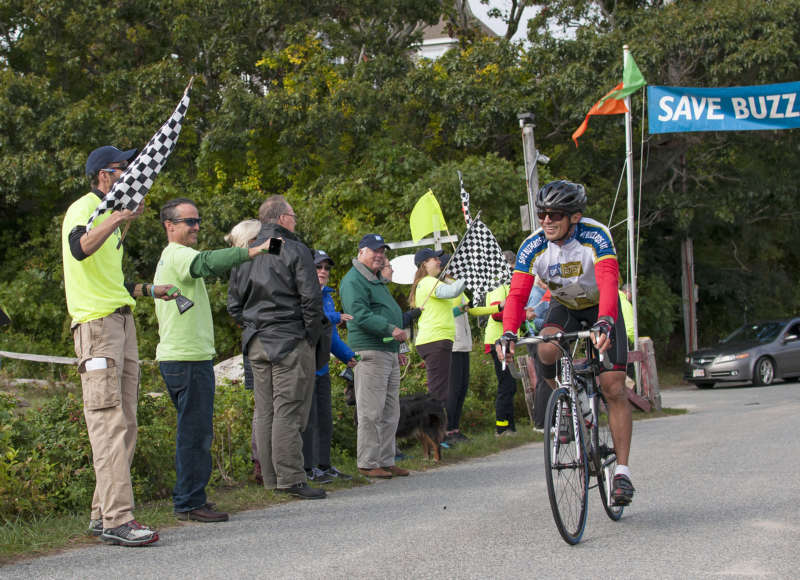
[154,198,272,523]
[62,145,179,547]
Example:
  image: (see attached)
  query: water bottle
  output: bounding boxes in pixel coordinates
[576,382,593,428]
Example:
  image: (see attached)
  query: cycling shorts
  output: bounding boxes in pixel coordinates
[542,299,628,372]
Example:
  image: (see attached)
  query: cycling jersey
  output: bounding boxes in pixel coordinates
[502,217,620,335]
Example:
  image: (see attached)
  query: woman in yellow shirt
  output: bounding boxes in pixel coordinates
[408,249,465,404]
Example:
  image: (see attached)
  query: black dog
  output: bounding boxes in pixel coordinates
[396,394,447,462]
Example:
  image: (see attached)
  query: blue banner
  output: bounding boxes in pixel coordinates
[648,82,800,134]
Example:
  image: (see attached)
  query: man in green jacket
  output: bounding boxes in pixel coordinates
[154,198,272,521]
[339,234,409,479]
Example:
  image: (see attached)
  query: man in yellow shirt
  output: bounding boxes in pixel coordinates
[62,146,177,546]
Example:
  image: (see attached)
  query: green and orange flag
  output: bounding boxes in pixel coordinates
[571,53,647,146]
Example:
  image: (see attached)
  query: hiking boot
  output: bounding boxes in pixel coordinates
[277,482,326,499]
[88,519,103,537]
[381,465,409,477]
[101,520,159,547]
[306,467,334,484]
[321,466,352,481]
[175,505,229,522]
[358,467,393,479]
[611,474,635,506]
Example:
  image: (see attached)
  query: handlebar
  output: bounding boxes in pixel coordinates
[516,330,613,370]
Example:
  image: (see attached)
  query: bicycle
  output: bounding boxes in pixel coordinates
[516,329,623,544]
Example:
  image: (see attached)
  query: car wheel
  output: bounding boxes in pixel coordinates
[753,357,775,386]
[694,381,715,389]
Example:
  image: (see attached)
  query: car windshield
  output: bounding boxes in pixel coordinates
[721,322,784,345]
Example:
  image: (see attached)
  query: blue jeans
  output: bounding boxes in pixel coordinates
[159,360,215,512]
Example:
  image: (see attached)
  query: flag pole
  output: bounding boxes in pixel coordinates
[623,44,641,390]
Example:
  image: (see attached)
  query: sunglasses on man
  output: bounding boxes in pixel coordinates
[537,211,568,222]
[169,218,202,227]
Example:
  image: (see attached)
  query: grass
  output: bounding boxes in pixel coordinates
[0,406,684,565]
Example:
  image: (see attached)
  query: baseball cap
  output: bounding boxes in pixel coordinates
[414,248,444,267]
[358,233,389,251]
[85,146,138,176]
[313,249,335,266]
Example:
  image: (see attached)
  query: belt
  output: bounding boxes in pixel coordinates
[113,305,132,315]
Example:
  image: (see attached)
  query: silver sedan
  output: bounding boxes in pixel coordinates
[684,318,800,388]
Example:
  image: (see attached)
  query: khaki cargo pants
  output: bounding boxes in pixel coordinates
[72,309,139,529]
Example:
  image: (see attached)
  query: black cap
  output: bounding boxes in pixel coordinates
[414,248,444,267]
[85,146,138,176]
[358,233,389,251]
[313,249,335,266]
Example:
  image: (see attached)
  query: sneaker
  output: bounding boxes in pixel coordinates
[322,466,352,481]
[175,505,229,522]
[277,482,326,499]
[611,474,635,506]
[532,426,545,434]
[101,520,159,547]
[306,467,334,484]
[88,519,103,537]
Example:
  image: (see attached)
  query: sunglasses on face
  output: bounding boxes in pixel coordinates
[316,264,331,271]
[101,161,129,173]
[170,217,202,227]
[537,211,568,222]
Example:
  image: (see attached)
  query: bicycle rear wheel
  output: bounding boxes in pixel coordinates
[593,391,623,521]
[544,387,589,545]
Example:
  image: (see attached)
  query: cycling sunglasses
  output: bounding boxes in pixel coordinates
[537,211,568,222]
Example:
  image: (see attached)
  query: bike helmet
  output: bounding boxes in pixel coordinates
[535,180,587,214]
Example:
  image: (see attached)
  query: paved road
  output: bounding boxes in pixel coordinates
[5,383,800,579]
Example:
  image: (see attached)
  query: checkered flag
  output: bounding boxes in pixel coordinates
[86,78,193,230]
[445,218,510,303]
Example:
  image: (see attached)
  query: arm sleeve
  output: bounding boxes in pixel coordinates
[330,329,355,363]
[433,278,466,299]
[226,264,247,325]
[468,305,499,317]
[322,298,342,325]
[68,226,89,261]
[340,281,395,337]
[296,250,325,344]
[189,247,249,278]
[595,258,620,321]
[502,271,535,334]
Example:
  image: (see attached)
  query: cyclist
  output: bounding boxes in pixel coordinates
[497,180,634,506]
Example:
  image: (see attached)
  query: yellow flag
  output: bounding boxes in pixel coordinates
[410,190,448,242]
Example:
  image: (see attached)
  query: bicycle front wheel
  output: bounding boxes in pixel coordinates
[544,387,589,545]
[593,391,623,521]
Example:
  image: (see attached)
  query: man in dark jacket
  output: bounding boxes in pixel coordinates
[227,195,326,499]
[339,234,409,479]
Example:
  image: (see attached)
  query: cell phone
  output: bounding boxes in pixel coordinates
[167,286,180,296]
[268,238,282,255]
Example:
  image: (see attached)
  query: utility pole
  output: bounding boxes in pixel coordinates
[518,113,549,231]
